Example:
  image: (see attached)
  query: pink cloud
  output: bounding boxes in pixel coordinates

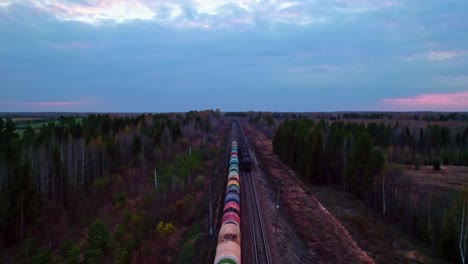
[1,101,89,107]
[382,91,468,111]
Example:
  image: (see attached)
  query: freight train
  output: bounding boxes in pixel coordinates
[237,124,252,172]
[214,141,242,264]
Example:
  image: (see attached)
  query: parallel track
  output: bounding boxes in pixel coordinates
[244,170,272,264]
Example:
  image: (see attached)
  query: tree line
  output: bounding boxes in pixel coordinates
[0,111,221,248]
[273,119,386,198]
[273,118,468,261]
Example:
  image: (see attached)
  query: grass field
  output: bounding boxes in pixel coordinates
[5,118,62,136]
[6,117,84,135]
[16,121,52,129]
[11,118,45,121]
[402,165,468,191]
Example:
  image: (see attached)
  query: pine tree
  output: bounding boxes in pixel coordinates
[309,128,325,184]
[346,132,384,199]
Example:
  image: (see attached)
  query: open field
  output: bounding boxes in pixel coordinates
[10,118,45,121]
[16,121,52,128]
[2,117,48,124]
[13,120,55,136]
[3,116,83,136]
[403,165,468,191]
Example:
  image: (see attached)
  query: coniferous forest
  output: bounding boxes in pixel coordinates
[273,117,468,261]
[2,111,468,263]
[0,111,223,263]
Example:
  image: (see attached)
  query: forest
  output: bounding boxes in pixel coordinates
[273,118,468,262]
[2,111,468,263]
[0,110,224,263]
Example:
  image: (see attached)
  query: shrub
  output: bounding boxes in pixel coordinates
[141,243,152,257]
[113,192,127,207]
[60,239,73,257]
[414,154,423,170]
[177,242,195,264]
[66,244,80,264]
[156,221,176,238]
[142,192,154,210]
[88,220,109,250]
[85,220,109,262]
[114,247,129,264]
[156,221,176,247]
[111,174,122,183]
[131,214,142,226]
[176,224,201,263]
[93,176,111,189]
[31,249,52,264]
[433,158,441,171]
[113,224,125,242]
[121,209,132,226]
[185,223,201,242]
[84,247,102,264]
[126,237,137,252]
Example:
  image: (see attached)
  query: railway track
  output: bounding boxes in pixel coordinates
[243,170,272,264]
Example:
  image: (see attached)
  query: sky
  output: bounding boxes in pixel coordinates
[0,0,467,112]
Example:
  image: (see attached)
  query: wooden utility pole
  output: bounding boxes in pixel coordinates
[382,173,386,216]
[460,198,466,264]
[275,179,281,233]
[21,197,24,240]
[154,169,157,194]
[209,178,214,236]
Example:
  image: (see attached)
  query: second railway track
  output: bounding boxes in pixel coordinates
[243,169,272,264]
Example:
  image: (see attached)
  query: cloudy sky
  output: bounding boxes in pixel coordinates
[0,0,467,112]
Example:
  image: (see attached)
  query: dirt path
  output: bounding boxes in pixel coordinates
[244,123,374,264]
